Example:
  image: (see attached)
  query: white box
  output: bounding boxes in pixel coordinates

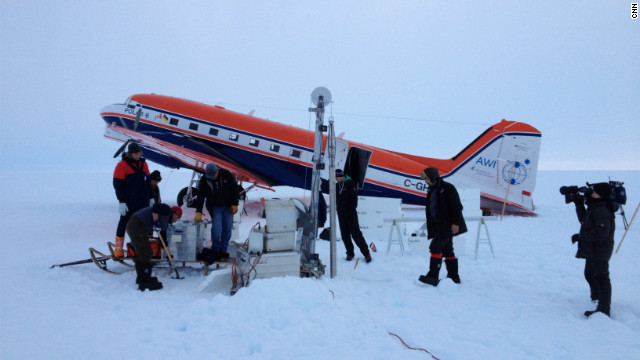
[248,229,264,254]
[265,231,296,252]
[264,199,298,233]
[355,196,403,242]
[458,188,481,218]
[407,235,430,254]
[235,248,300,280]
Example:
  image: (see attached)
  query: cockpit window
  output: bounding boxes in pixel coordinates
[125,98,136,110]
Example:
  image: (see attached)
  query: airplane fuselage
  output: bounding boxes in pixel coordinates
[102,94,541,214]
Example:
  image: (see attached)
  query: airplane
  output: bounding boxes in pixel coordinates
[101,93,541,215]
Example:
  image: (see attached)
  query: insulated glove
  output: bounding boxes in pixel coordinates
[149,199,155,207]
[118,202,128,216]
[194,212,203,223]
[571,234,581,244]
[153,220,161,233]
[230,205,238,215]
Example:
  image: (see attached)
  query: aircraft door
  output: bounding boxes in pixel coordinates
[344,147,372,189]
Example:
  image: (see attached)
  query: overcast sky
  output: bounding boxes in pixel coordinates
[1,1,638,172]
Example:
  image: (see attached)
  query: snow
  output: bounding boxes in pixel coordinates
[1,169,639,359]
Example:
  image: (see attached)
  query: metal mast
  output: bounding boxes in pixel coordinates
[307,87,332,254]
[327,116,337,278]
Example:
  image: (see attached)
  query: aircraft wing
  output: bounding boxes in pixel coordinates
[105,124,274,187]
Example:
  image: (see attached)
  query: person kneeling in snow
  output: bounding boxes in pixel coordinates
[126,203,182,291]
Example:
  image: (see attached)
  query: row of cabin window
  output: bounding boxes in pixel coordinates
[169,117,301,159]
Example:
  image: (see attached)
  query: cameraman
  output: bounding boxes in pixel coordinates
[571,183,617,318]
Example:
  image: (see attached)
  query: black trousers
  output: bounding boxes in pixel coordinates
[126,216,152,263]
[116,201,146,237]
[429,236,456,258]
[338,210,370,257]
[584,259,611,312]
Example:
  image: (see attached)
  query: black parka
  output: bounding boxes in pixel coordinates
[575,199,616,261]
[425,178,468,239]
[194,168,240,215]
[336,176,358,215]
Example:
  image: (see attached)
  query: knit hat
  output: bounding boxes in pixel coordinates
[128,143,142,154]
[335,169,345,177]
[150,170,162,182]
[422,167,440,182]
[592,182,612,199]
[205,163,218,179]
[171,206,183,219]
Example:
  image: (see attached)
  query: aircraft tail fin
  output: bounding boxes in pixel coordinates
[444,119,542,214]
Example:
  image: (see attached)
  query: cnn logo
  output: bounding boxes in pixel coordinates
[633,3,638,19]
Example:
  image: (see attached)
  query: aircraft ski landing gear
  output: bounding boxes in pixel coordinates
[177,187,198,208]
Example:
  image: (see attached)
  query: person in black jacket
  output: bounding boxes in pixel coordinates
[126,203,182,291]
[335,169,372,263]
[113,143,153,257]
[571,182,617,317]
[193,163,240,260]
[149,170,162,205]
[418,167,467,286]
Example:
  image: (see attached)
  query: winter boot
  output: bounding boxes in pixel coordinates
[137,263,163,291]
[135,262,158,285]
[364,254,372,263]
[418,256,442,286]
[114,236,125,258]
[445,258,461,284]
[584,309,610,317]
[345,253,354,261]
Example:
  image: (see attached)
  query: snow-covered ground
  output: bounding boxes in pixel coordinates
[1,169,639,359]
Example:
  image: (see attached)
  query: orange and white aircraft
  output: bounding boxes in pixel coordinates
[101,94,541,215]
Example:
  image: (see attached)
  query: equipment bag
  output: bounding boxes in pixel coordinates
[126,241,162,258]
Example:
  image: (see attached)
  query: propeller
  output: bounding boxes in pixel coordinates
[113,108,141,158]
[133,108,142,131]
[113,139,130,158]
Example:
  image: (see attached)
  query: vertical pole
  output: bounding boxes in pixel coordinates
[308,95,325,254]
[616,201,639,254]
[328,118,337,277]
[500,157,518,221]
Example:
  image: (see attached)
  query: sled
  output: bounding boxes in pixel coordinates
[87,243,235,276]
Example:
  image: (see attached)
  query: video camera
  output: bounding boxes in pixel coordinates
[559,180,627,205]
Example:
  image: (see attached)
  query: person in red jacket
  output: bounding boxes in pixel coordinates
[113,143,153,257]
